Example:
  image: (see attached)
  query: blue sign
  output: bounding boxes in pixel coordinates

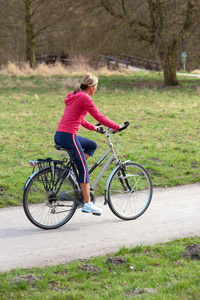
[181,52,187,58]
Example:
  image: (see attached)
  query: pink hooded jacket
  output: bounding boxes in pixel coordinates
[57,91,120,134]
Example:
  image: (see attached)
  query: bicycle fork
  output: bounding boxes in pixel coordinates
[104,160,132,205]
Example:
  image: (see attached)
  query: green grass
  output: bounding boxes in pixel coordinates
[0,71,200,207]
[0,237,200,299]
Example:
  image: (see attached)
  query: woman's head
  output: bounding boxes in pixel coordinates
[74,73,98,95]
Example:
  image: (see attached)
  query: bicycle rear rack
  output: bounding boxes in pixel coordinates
[29,157,68,173]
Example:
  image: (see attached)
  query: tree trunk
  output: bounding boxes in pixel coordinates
[26,35,36,68]
[25,0,36,68]
[159,47,178,86]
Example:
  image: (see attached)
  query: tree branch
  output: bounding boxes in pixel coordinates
[100,0,151,41]
[183,0,195,30]
[171,0,196,50]
[100,0,125,20]
[121,0,128,17]
[146,0,164,44]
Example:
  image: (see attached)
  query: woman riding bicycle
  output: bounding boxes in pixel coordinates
[54,73,120,215]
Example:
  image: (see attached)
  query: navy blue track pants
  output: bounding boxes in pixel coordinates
[54,131,97,183]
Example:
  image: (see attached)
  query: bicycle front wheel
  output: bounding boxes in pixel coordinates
[107,162,153,220]
[23,166,78,229]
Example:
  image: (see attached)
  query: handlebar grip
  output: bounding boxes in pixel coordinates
[118,121,130,132]
[96,127,106,134]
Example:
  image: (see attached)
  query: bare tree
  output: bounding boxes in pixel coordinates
[23,0,64,68]
[98,0,199,85]
[0,0,71,68]
[24,0,36,67]
[0,1,25,64]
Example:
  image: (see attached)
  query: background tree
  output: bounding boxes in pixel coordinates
[98,0,199,85]
[23,0,70,68]
[0,1,25,64]
[0,0,72,67]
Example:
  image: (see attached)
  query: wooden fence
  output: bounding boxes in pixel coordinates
[35,51,161,71]
[119,54,160,71]
[35,52,70,65]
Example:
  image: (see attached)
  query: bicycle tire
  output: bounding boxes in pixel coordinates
[107,162,153,220]
[23,166,78,229]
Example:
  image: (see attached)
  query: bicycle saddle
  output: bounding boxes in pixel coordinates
[54,144,66,151]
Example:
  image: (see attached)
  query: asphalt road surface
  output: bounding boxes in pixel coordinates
[0,183,199,273]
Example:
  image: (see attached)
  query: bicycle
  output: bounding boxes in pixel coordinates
[22,122,153,229]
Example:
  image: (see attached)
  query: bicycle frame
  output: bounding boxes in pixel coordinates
[88,129,119,190]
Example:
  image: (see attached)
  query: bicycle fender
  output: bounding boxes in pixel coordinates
[104,164,121,205]
[21,167,49,191]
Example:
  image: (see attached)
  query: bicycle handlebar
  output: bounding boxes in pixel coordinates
[118,121,130,132]
[95,121,129,134]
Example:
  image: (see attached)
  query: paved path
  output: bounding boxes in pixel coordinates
[0,183,199,273]
[177,73,200,78]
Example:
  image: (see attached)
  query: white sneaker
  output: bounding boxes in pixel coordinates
[82,202,103,215]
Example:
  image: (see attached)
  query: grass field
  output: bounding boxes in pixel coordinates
[0,237,200,299]
[0,67,200,207]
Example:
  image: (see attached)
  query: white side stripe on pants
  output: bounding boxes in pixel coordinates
[72,134,87,183]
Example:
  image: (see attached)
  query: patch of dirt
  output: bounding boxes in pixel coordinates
[191,161,199,169]
[112,81,164,89]
[112,80,200,90]
[127,288,157,296]
[106,256,127,266]
[80,264,101,274]
[53,270,68,276]
[149,157,163,162]
[0,187,7,197]
[187,85,200,90]
[147,169,158,175]
[10,275,43,286]
[181,244,200,260]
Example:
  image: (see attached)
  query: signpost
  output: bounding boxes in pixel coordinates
[181,52,187,71]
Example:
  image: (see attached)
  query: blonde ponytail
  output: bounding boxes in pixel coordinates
[74,73,98,94]
[74,83,81,94]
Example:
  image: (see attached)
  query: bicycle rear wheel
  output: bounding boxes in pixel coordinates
[23,166,78,229]
[107,162,153,220]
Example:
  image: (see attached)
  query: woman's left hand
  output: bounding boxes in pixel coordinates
[94,126,105,134]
